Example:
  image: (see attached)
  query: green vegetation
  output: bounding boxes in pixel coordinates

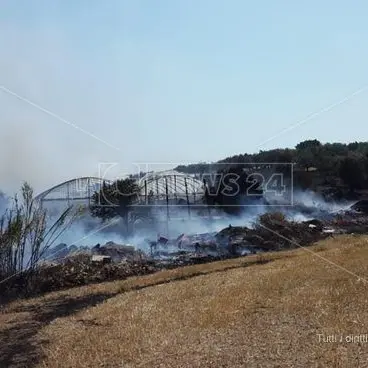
[89,178,155,229]
[0,183,76,296]
[176,139,368,190]
[88,140,368,221]
[90,178,140,221]
[90,140,368,221]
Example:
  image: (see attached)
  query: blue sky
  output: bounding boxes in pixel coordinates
[0,1,367,191]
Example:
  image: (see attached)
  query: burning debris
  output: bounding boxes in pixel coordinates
[43,241,147,265]
[43,200,368,266]
[3,197,368,302]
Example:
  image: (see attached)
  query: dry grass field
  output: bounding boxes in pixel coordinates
[1,235,367,368]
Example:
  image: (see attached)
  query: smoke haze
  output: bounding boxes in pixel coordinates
[52,188,352,253]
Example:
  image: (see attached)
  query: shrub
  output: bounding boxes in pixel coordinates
[0,182,77,296]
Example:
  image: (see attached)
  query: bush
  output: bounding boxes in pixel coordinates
[0,183,77,297]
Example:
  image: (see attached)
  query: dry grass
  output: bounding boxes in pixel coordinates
[1,235,368,367]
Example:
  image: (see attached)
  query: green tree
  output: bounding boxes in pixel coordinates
[339,157,365,191]
[296,147,315,171]
[348,142,359,151]
[90,178,140,222]
[295,139,321,150]
[295,140,324,171]
[210,166,263,215]
[324,142,348,155]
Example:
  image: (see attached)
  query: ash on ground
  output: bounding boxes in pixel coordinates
[3,201,367,301]
[44,201,368,266]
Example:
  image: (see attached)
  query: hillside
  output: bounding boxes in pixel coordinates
[174,140,368,197]
[1,235,367,367]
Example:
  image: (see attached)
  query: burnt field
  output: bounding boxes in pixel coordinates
[2,199,368,303]
[1,235,367,367]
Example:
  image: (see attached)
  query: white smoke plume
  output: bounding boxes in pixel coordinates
[47,189,343,254]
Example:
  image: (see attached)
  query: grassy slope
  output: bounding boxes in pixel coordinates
[1,235,368,368]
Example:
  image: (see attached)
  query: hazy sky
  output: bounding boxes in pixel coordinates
[0,0,367,193]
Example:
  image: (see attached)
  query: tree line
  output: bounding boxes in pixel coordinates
[175,140,368,191]
[89,140,368,223]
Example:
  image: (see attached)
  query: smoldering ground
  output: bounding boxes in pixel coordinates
[48,188,352,255]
